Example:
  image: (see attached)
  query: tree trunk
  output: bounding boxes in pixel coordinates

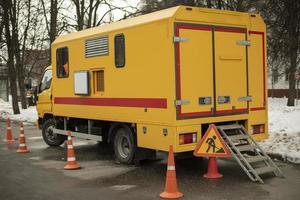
[236,0,245,12]
[217,0,222,9]
[206,0,212,8]
[73,0,85,31]
[48,0,58,64]
[286,0,299,106]
[2,0,20,114]
[50,0,58,44]
[11,0,27,109]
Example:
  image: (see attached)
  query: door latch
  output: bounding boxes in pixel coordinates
[236,40,251,46]
[175,99,190,106]
[238,96,252,102]
[173,36,189,43]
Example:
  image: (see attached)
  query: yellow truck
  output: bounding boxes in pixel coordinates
[36,6,268,164]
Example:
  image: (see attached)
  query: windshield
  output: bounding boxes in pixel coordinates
[39,69,52,93]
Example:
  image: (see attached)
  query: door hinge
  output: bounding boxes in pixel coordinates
[236,40,251,46]
[238,96,252,102]
[173,36,188,43]
[175,99,190,106]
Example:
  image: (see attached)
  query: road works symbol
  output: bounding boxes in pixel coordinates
[194,124,231,179]
[194,124,230,157]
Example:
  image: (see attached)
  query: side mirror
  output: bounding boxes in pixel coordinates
[33,86,38,102]
[37,82,42,94]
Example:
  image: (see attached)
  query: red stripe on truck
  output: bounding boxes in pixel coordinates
[216,108,248,115]
[54,97,167,109]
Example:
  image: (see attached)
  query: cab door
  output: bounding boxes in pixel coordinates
[175,24,214,118]
[37,69,52,118]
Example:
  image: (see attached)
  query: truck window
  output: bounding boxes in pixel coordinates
[114,34,125,68]
[39,70,52,93]
[56,47,69,78]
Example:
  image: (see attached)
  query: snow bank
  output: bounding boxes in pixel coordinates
[0,98,37,124]
[259,97,300,164]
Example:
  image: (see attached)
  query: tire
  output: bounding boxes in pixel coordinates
[113,127,135,164]
[42,118,66,146]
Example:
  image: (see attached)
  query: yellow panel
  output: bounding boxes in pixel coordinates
[52,20,175,125]
[249,34,264,109]
[179,28,213,114]
[137,124,176,151]
[214,31,247,112]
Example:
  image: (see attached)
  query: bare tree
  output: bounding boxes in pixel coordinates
[41,0,59,63]
[260,0,300,106]
[72,0,85,30]
[10,0,29,109]
[0,0,20,114]
[71,0,138,31]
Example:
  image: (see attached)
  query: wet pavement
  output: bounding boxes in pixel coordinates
[0,121,300,200]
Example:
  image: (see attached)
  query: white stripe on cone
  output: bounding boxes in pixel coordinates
[67,145,73,149]
[20,134,25,137]
[7,127,11,130]
[20,128,24,131]
[67,157,76,161]
[68,136,71,140]
[167,166,175,171]
[19,144,26,147]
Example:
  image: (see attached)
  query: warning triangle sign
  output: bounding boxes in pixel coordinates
[194,124,231,157]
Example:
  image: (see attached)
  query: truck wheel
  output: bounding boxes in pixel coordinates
[113,127,135,164]
[42,119,66,146]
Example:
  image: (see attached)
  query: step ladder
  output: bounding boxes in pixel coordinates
[217,124,284,184]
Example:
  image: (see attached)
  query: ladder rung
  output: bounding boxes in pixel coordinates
[245,155,267,163]
[228,134,249,140]
[236,144,256,152]
[218,125,241,130]
[254,166,276,175]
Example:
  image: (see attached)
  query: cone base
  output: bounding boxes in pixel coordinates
[64,163,81,170]
[17,148,29,153]
[160,191,183,199]
[203,172,223,179]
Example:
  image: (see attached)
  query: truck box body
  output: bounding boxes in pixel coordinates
[50,6,267,153]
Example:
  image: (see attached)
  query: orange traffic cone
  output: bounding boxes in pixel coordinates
[17,122,29,153]
[64,131,81,170]
[160,145,183,199]
[203,157,223,179]
[5,117,14,144]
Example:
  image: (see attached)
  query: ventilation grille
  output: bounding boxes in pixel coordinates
[94,70,104,92]
[85,36,108,58]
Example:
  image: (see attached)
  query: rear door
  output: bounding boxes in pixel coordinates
[175,23,248,119]
[214,27,248,115]
[175,24,214,118]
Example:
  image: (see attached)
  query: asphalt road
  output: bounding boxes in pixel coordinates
[0,121,300,200]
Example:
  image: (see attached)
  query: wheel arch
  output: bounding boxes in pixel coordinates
[38,113,54,129]
[107,122,136,144]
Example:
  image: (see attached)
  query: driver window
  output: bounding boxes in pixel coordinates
[40,70,52,92]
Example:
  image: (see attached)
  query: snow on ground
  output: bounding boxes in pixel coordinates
[259,97,300,164]
[0,97,299,164]
[0,98,37,124]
